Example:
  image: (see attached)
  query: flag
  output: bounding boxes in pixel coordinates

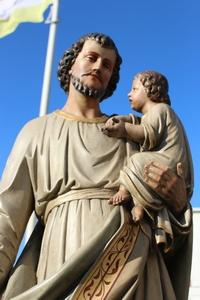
[0,0,54,38]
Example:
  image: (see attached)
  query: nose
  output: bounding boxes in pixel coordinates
[128,91,131,98]
[93,58,103,71]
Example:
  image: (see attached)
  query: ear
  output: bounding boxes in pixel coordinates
[69,69,72,75]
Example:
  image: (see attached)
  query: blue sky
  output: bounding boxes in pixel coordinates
[0,0,199,207]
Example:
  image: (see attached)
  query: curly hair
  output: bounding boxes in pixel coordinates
[57,33,122,101]
[135,71,171,106]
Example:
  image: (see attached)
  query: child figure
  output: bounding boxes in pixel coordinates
[103,71,193,222]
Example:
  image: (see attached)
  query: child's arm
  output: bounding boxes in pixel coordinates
[124,122,145,143]
[102,116,145,143]
[105,115,132,127]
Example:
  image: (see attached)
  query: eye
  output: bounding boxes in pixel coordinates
[86,55,96,62]
[103,62,111,69]
[103,61,112,71]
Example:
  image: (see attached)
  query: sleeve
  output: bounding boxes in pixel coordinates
[0,123,35,287]
[140,104,167,151]
[129,113,141,125]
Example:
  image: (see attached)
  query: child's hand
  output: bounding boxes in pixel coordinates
[106,115,132,125]
[102,117,127,138]
[105,117,116,127]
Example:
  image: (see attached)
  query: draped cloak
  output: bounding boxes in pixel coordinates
[0,110,193,300]
[121,103,194,251]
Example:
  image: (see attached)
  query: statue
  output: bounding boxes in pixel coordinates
[0,33,193,300]
[102,70,193,227]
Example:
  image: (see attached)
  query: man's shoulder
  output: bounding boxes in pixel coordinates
[16,113,56,145]
[21,112,55,133]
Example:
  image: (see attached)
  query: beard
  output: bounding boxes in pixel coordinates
[71,74,105,100]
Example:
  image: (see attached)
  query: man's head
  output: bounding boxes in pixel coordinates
[135,71,171,106]
[57,33,122,101]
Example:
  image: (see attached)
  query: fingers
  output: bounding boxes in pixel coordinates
[144,161,185,192]
[145,161,172,175]
[144,161,172,183]
[104,117,119,128]
[144,161,168,176]
[144,170,175,196]
[144,161,187,214]
[102,118,126,138]
[144,161,173,197]
[102,118,115,132]
[101,128,112,136]
[112,117,120,124]
[101,125,116,137]
[102,128,119,138]
[101,127,109,136]
[107,118,116,126]
[102,120,117,132]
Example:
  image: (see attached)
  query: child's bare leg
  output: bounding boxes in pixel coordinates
[132,205,144,222]
[108,185,131,205]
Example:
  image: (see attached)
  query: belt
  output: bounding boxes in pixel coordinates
[44,188,116,224]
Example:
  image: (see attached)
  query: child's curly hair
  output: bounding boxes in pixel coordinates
[135,71,171,106]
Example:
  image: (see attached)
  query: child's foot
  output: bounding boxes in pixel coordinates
[132,206,144,223]
[108,189,131,205]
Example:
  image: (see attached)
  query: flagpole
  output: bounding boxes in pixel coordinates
[25,0,60,241]
[39,0,60,116]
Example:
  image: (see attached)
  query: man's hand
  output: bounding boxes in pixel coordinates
[102,117,127,138]
[144,161,187,215]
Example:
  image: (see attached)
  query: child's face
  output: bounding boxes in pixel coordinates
[128,76,148,113]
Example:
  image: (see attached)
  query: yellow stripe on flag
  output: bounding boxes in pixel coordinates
[0,0,54,38]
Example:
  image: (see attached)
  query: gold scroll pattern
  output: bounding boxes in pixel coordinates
[73,214,140,300]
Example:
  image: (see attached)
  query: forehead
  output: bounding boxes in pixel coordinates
[132,76,141,87]
[80,39,116,64]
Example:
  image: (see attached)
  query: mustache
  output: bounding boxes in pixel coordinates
[82,71,102,83]
[71,75,105,99]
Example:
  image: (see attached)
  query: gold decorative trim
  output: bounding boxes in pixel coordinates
[73,213,140,299]
[55,110,109,123]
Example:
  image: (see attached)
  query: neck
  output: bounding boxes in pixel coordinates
[142,101,157,114]
[62,86,103,119]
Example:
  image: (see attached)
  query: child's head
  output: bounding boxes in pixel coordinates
[134,71,171,106]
